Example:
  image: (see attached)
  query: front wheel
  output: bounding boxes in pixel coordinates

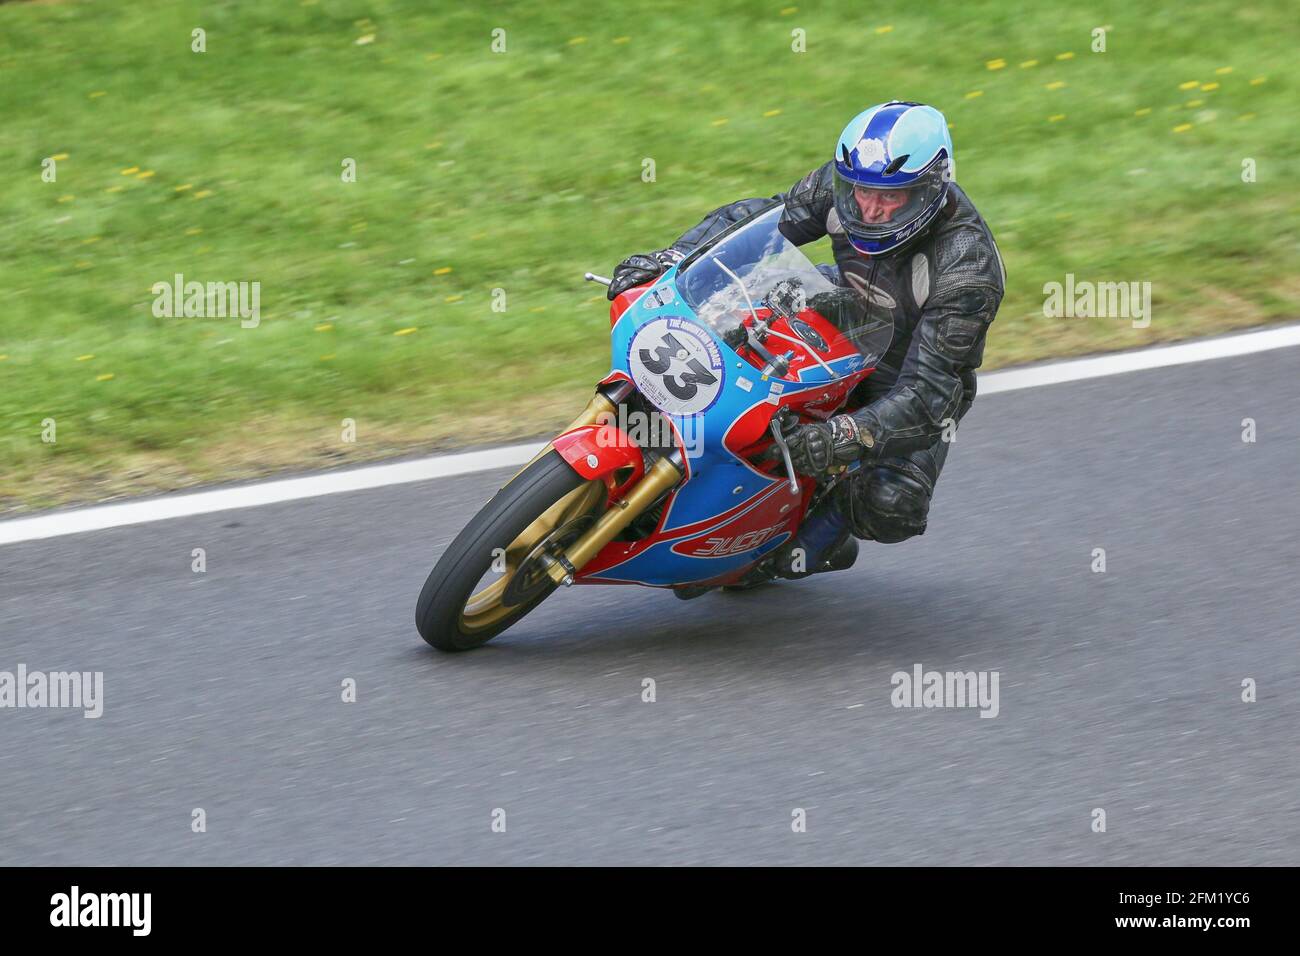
[415,450,605,651]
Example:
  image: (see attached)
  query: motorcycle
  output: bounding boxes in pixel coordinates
[415,203,892,651]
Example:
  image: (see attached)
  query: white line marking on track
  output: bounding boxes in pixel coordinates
[978,323,1300,395]
[3,323,1298,545]
[1,442,540,545]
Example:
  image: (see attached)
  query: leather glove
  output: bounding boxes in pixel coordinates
[807,287,868,328]
[607,248,684,300]
[783,414,874,476]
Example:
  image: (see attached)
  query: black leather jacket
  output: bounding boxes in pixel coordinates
[669,163,1005,460]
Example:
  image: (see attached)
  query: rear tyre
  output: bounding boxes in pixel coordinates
[415,450,604,651]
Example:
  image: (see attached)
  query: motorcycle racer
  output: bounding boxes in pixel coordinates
[607,102,1005,578]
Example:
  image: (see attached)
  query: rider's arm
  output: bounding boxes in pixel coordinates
[848,225,1004,459]
[669,163,836,254]
[609,165,834,299]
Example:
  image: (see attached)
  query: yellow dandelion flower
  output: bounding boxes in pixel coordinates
[780,6,798,15]
[1045,81,1066,90]
[51,153,69,161]
[136,170,155,179]
[875,25,893,34]
[76,354,95,362]
[394,327,417,336]
[175,184,193,192]
[986,59,1006,70]
[763,109,782,117]
[1019,59,1038,68]
[1249,76,1266,85]
[355,34,376,45]
[425,141,443,150]
[1048,114,1066,122]
[433,266,453,275]
[97,373,114,381]
[105,185,124,193]
[568,36,587,45]
[444,295,463,303]
[57,195,75,203]
[1178,81,1199,90]
[1134,108,1151,117]
[1200,82,1219,91]
[964,90,983,99]
[1056,52,1075,60]
[530,306,547,313]
[0,355,8,361]
[1215,67,1233,75]
[315,323,334,332]
[194,190,213,199]
[1172,123,1193,133]
[82,236,101,244]
[120,166,139,175]
[320,353,336,361]
[711,118,729,126]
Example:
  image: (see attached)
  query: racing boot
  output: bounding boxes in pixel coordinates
[724,498,858,590]
[773,500,858,579]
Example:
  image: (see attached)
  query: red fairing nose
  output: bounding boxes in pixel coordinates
[609,284,651,327]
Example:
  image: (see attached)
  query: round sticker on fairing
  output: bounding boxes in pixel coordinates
[628,316,725,416]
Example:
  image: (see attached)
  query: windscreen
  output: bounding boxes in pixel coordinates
[674,205,892,377]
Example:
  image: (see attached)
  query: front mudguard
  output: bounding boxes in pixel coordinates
[552,424,645,502]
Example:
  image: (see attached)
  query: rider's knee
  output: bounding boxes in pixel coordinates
[856,466,931,543]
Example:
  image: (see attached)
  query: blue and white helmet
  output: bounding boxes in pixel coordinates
[832,102,954,256]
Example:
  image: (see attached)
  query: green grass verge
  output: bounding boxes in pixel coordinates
[1,0,1296,510]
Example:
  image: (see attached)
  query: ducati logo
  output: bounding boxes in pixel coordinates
[678,521,790,557]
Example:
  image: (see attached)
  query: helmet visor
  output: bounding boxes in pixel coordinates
[832,161,948,240]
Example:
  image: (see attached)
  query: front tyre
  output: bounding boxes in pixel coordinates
[415,450,605,652]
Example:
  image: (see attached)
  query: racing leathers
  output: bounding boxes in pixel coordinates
[612,163,1005,544]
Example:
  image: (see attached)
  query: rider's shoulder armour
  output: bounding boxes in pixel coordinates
[780,162,837,244]
[925,185,1006,304]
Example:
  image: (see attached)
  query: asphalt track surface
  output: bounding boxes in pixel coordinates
[2,346,1297,865]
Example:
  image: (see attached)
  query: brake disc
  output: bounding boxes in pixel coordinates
[501,514,596,607]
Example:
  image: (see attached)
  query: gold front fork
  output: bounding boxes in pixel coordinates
[543,452,683,586]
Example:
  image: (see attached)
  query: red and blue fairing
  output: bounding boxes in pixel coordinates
[562,204,892,587]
